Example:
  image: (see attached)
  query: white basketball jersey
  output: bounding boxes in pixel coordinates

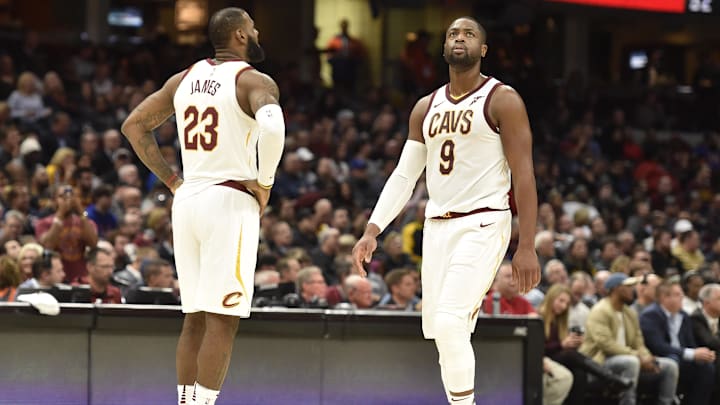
[173,59,259,199]
[422,77,511,218]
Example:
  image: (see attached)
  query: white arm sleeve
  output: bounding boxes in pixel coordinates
[368,140,427,233]
[255,104,285,188]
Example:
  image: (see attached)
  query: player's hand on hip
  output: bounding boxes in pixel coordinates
[511,248,541,294]
[351,235,377,277]
[241,180,271,215]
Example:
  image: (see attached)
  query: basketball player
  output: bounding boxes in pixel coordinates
[352,17,540,404]
[121,8,284,405]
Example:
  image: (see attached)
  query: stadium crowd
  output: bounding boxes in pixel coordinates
[0,27,719,404]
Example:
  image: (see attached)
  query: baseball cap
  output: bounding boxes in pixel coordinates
[604,272,639,291]
[673,219,693,234]
[19,137,42,156]
[296,147,314,162]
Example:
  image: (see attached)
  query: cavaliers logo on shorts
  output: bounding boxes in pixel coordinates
[222,291,244,308]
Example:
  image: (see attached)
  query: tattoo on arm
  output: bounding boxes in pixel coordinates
[135,130,175,184]
[126,104,176,185]
[134,105,174,132]
[250,74,280,114]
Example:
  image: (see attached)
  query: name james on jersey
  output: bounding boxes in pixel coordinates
[190,79,222,96]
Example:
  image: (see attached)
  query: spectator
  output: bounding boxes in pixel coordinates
[563,238,596,276]
[378,268,420,311]
[651,229,683,278]
[568,271,592,329]
[0,255,21,301]
[0,210,26,245]
[690,283,720,403]
[140,258,174,289]
[377,231,413,275]
[35,184,98,282]
[85,185,118,238]
[483,262,537,316]
[17,242,42,282]
[544,259,569,290]
[295,266,328,308]
[401,199,425,265]
[542,357,573,405]
[682,271,705,316]
[539,284,631,404]
[73,247,122,304]
[580,272,678,405]
[344,274,374,309]
[269,221,294,257]
[592,270,611,302]
[277,256,301,286]
[3,239,20,260]
[672,230,705,273]
[113,246,158,296]
[324,255,353,307]
[640,279,715,405]
[18,250,65,289]
[595,239,621,271]
[325,19,366,94]
[535,230,556,274]
[39,112,76,166]
[310,227,340,285]
[45,147,75,187]
[8,71,49,124]
[631,273,662,315]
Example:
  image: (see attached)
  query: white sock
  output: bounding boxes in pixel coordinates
[177,384,194,405]
[194,382,220,405]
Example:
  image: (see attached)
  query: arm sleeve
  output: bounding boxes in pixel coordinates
[255,104,285,188]
[368,140,426,233]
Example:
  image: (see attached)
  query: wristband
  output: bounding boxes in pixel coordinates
[167,173,179,187]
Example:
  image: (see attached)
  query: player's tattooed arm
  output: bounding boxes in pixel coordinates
[237,70,280,116]
[121,71,184,192]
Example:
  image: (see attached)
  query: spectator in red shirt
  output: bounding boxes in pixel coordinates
[35,184,98,282]
[484,261,538,316]
[73,246,121,304]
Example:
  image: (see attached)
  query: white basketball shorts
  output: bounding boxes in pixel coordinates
[421,209,511,339]
[172,184,260,317]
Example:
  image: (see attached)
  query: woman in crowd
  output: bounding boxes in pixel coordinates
[539,284,631,404]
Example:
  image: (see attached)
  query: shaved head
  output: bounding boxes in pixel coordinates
[208,7,247,49]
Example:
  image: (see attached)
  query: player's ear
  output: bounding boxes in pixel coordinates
[235,29,246,44]
[481,44,488,58]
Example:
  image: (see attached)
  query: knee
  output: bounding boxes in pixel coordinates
[205,313,240,336]
[616,355,640,378]
[624,355,640,374]
[182,313,206,337]
[659,358,679,379]
[434,312,466,342]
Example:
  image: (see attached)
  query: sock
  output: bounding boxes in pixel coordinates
[434,312,475,404]
[194,382,220,405]
[177,384,194,405]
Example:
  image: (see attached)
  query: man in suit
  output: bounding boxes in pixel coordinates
[580,272,678,405]
[690,283,720,403]
[640,279,715,405]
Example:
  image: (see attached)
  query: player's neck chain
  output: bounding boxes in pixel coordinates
[448,77,486,100]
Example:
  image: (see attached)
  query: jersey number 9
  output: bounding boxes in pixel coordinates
[184,106,219,151]
[439,139,455,175]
